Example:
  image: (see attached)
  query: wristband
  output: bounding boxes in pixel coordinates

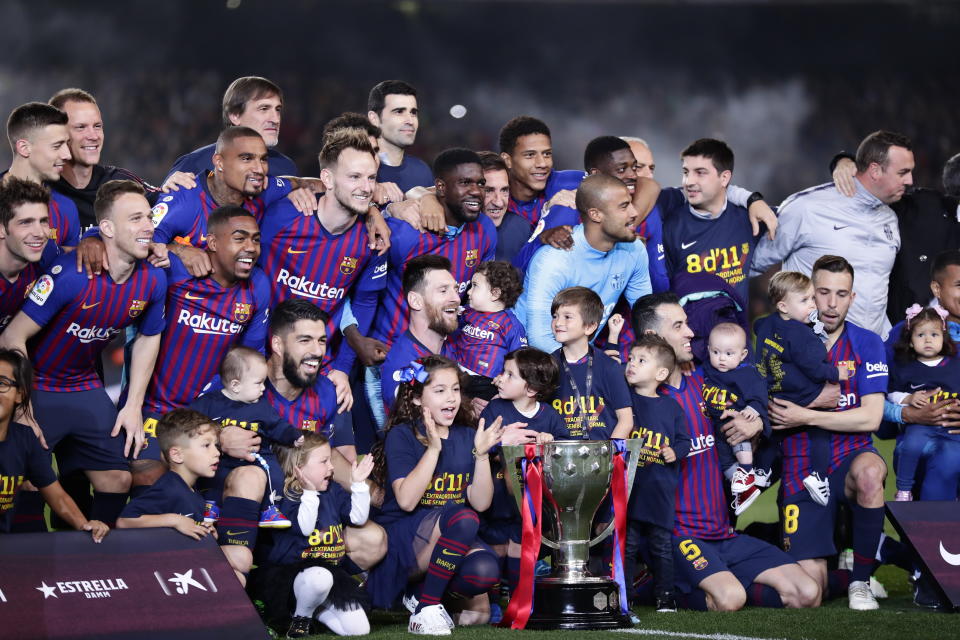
[746,191,764,208]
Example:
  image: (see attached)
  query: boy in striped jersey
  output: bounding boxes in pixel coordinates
[0,180,166,526]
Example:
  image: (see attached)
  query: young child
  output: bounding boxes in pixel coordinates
[189,346,305,528]
[0,348,108,541]
[367,355,504,635]
[888,305,960,501]
[624,335,691,613]
[700,323,769,514]
[117,408,219,541]
[549,287,633,440]
[449,261,528,400]
[250,432,373,638]
[479,347,569,606]
[754,271,849,506]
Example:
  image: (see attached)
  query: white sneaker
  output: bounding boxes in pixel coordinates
[869,576,888,599]
[731,467,755,494]
[753,468,772,488]
[802,472,830,506]
[409,604,454,635]
[848,580,879,610]
[402,592,419,614]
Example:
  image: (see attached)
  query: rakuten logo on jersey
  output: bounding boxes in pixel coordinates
[277,269,344,301]
[177,310,243,336]
[66,323,120,344]
[686,432,716,458]
[462,324,495,340]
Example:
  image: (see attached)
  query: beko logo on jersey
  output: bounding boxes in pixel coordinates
[371,262,387,279]
[177,310,243,336]
[66,323,120,344]
[864,361,888,378]
[686,433,716,457]
[277,269,344,300]
[462,324,494,340]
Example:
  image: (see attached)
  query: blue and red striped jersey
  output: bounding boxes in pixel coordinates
[0,260,48,332]
[151,172,291,247]
[660,369,734,540]
[0,172,80,250]
[447,307,527,378]
[21,253,166,392]
[141,255,271,416]
[372,216,496,347]
[781,321,888,497]
[508,169,584,226]
[258,199,387,371]
[264,377,338,440]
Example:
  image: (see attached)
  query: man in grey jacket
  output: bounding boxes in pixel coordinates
[751,130,914,337]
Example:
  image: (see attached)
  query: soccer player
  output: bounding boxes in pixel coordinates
[48,88,192,228]
[320,111,404,206]
[0,180,166,526]
[366,80,433,194]
[752,131,912,337]
[0,179,56,331]
[169,76,298,178]
[477,151,532,263]
[632,292,821,612]
[218,299,385,579]
[514,174,651,352]
[372,148,496,350]
[2,102,79,251]
[766,255,889,611]
[381,255,458,415]
[259,128,386,384]
[134,205,271,490]
[498,116,583,229]
[659,138,774,306]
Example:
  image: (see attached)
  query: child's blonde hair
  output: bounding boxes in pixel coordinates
[276,431,330,500]
[768,271,812,305]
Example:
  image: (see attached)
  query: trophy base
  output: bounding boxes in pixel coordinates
[524,580,633,630]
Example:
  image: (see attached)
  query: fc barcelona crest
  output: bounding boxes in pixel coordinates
[465,249,478,267]
[234,302,252,323]
[128,299,147,318]
[839,360,856,377]
[339,256,358,276]
[301,419,318,432]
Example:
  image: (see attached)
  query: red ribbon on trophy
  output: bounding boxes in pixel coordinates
[500,443,542,629]
[610,439,630,613]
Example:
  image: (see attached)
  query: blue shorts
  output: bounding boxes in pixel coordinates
[197,451,286,507]
[779,447,879,561]
[672,533,794,593]
[33,388,127,475]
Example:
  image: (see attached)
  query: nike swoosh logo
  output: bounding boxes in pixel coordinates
[185,292,205,300]
[287,247,309,254]
[681,241,697,250]
[940,540,960,566]
[81,301,101,310]
[910,384,926,390]
[225,530,247,536]
[833,225,848,231]
[441,549,462,557]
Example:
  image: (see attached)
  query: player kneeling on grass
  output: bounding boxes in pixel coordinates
[250,433,373,638]
[0,348,108,541]
[367,355,505,635]
[116,410,221,546]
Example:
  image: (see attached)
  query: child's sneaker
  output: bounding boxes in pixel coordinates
[408,604,453,635]
[488,602,503,625]
[753,468,773,488]
[732,484,762,515]
[203,501,220,524]
[259,503,292,529]
[802,472,830,506]
[894,490,913,502]
[655,595,678,613]
[731,467,756,495]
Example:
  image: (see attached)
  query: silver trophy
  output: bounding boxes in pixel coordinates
[502,439,641,630]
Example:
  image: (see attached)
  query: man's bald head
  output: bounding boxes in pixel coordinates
[575,173,627,219]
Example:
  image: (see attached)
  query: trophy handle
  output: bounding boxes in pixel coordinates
[588,439,644,546]
[501,444,562,549]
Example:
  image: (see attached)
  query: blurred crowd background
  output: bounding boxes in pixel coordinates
[1,0,959,205]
